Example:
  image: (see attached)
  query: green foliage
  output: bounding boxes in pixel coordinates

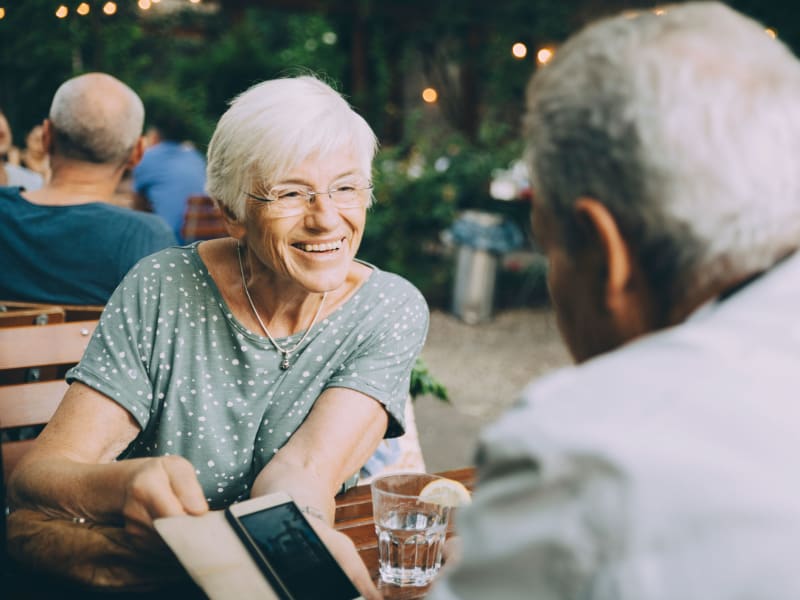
[409,357,449,402]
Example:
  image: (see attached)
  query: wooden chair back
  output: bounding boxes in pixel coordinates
[0,320,97,476]
[181,195,229,242]
[0,302,65,328]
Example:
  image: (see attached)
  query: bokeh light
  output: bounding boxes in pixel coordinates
[765,28,777,39]
[422,87,438,104]
[138,0,152,9]
[536,47,554,65]
[511,42,528,59]
[77,2,90,16]
[103,2,117,15]
[55,5,68,18]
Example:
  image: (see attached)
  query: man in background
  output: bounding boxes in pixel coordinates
[133,95,207,243]
[430,3,800,598]
[0,73,176,305]
[0,108,43,190]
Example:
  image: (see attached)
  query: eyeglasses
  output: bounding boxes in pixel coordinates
[244,181,373,217]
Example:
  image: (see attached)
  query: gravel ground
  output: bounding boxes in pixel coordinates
[413,306,572,473]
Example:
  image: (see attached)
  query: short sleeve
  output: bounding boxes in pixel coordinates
[325,277,429,437]
[66,258,161,430]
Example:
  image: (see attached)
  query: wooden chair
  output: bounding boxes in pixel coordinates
[0,301,103,324]
[181,195,229,242]
[0,320,97,477]
[0,302,65,328]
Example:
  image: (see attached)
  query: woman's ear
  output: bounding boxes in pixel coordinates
[218,201,246,241]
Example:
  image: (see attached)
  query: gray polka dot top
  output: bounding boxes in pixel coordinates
[66,243,429,508]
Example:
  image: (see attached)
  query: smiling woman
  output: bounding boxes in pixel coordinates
[8,75,428,600]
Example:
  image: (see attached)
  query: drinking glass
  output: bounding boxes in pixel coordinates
[370,473,451,587]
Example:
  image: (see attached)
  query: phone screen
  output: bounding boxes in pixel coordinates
[231,501,360,600]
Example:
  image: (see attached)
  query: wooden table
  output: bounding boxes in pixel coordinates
[5,467,476,599]
[335,467,476,599]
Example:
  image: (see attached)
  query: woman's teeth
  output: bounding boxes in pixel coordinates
[298,240,342,252]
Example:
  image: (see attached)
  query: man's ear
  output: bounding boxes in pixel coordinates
[573,197,636,315]
[125,136,146,170]
[41,119,55,155]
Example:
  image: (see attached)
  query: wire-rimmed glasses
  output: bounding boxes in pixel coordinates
[244,180,373,218]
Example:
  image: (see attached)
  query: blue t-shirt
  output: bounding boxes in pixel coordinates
[133,141,207,242]
[0,186,176,304]
[67,243,430,507]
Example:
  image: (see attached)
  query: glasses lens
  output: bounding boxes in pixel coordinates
[267,186,310,216]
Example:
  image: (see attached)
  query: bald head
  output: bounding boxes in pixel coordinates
[49,73,144,166]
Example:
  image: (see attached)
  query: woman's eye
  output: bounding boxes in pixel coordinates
[278,189,305,199]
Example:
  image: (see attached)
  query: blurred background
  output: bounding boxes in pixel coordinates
[1,0,797,469]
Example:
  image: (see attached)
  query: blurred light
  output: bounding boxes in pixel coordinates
[138,0,152,9]
[152,0,160,3]
[305,39,318,51]
[55,4,68,18]
[536,47,554,65]
[322,31,337,45]
[189,0,201,3]
[0,8,5,19]
[103,2,117,15]
[765,28,777,39]
[511,42,528,59]
[77,2,90,15]
[422,87,438,103]
[622,10,640,19]
[653,7,666,15]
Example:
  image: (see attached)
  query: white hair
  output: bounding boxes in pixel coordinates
[207,75,378,221]
[49,72,144,165]
[525,2,800,312]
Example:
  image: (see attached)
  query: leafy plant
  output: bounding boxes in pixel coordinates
[409,357,449,403]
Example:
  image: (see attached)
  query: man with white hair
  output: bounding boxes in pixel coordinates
[429,3,800,599]
[0,72,175,304]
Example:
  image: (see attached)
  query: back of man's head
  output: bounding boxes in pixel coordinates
[525,2,800,317]
[49,73,144,167]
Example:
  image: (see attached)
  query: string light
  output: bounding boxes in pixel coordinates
[103,1,117,15]
[511,42,528,59]
[422,87,438,103]
[77,2,90,16]
[0,7,5,19]
[765,28,777,39]
[189,0,201,3]
[55,5,68,18]
[653,7,666,15]
[536,47,554,65]
[138,0,152,9]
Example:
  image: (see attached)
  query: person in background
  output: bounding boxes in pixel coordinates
[20,124,51,182]
[9,75,429,599]
[132,95,207,243]
[0,108,43,190]
[429,3,800,599]
[0,73,176,305]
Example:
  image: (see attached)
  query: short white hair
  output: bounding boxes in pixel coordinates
[207,75,378,221]
[49,72,144,165]
[526,2,800,312]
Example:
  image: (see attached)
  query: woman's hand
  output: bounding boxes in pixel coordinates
[307,518,382,600]
[121,455,209,542]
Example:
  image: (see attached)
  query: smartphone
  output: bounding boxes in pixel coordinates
[225,492,363,600]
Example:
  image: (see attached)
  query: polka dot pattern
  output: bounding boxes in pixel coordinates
[66,243,429,508]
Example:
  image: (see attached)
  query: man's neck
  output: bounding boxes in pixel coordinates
[21,161,123,206]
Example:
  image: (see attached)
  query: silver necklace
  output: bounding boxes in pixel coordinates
[237,244,327,370]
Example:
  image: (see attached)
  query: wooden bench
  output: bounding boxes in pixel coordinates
[0,301,103,325]
[0,320,97,477]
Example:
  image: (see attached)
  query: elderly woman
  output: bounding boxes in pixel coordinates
[9,76,428,597]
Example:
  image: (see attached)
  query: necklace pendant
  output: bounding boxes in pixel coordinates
[280,355,290,370]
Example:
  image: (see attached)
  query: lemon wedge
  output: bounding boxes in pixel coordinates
[418,478,472,507]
